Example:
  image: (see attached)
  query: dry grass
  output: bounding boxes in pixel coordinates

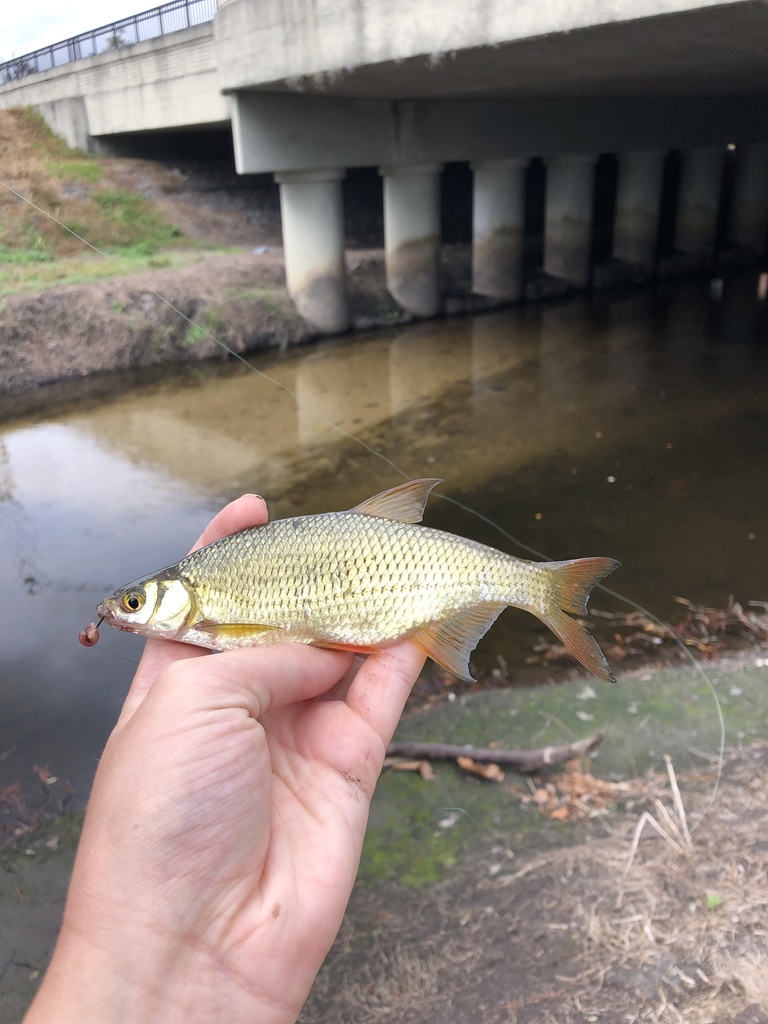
[567,748,768,1022]
[530,597,768,671]
[0,107,183,275]
[302,745,768,1024]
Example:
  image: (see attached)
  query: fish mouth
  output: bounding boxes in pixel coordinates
[96,599,130,631]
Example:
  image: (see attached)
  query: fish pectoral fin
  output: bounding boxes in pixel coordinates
[411,604,506,683]
[351,478,443,523]
[195,621,284,643]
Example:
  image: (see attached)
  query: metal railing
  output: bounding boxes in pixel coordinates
[1,0,217,83]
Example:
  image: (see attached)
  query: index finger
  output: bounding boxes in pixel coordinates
[343,639,426,749]
[116,493,269,725]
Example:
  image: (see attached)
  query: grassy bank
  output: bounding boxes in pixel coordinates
[0,108,200,294]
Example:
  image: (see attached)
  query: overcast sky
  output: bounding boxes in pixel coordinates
[3,3,146,59]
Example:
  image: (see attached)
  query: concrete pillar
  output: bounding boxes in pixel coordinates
[544,154,595,288]
[274,169,348,334]
[380,164,442,317]
[471,158,527,301]
[730,144,768,254]
[675,147,723,258]
[613,150,666,272]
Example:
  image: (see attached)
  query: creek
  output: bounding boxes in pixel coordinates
[1,277,766,805]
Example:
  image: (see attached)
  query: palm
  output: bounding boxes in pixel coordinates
[97,640,421,1015]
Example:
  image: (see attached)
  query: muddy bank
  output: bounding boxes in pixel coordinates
[3,655,768,1024]
[0,245,475,399]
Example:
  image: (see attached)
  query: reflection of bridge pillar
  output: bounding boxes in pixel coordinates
[675,147,723,259]
[613,150,665,272]
[539,302,591,399]
[380,164,442,317]
[544,154,595,288]
[471,158,527,301]
[274,169,349,334]
[388,323,471,416]
[730,144,768,255]
[294,343,391,448]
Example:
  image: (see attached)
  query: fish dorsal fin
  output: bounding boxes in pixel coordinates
[351,478,443,523]
[411,603,506,682]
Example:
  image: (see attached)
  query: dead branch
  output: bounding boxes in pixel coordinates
[385,731,605,774]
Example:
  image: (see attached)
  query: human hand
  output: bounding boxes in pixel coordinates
[26,495,426,1024]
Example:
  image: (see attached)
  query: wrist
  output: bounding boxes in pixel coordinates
[25,922,301,1024]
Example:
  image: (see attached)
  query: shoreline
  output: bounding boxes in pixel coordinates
[0,245,483,402]
[3,649,767,1023]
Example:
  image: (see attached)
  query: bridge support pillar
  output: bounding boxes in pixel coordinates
[544,154,594,288]
[471,158,527,301]
[675,146,723,260]
[730,144,768,255]
[613,150,665,273]
[380,164,442,317]
[274,169,349,334]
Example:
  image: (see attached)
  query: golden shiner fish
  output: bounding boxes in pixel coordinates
[96,479,619,682]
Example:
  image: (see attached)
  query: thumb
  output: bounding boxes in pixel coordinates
[115,494,269,728]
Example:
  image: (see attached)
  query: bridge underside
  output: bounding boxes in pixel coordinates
[216,0,768,102]
[2,0,768,333]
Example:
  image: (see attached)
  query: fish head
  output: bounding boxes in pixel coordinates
[97,575,198,640]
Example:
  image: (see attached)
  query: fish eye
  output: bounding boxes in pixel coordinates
[121,590,145,613]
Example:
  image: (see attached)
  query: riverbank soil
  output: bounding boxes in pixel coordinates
[3,655,767,1023]
[0,245,473,396]
[306,747,768,1024]
[0,106,475,396]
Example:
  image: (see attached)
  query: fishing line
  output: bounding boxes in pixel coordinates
[0,180,406,478]
[436,495,725,833]
[2,176,725,829]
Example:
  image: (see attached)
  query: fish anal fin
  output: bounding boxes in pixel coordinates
[411,603,506,683]
[351,478,443,524]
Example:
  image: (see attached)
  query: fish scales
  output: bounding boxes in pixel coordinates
[176,512,543,648]
[96,478,619,683]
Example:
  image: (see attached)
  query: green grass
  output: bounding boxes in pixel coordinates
[0,245,53,265]
[58,189,184,252]
[0,249,205,297]
[182,308,224,347]
[45,158,102,184]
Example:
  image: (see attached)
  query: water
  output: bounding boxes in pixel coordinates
[1,278,767,807]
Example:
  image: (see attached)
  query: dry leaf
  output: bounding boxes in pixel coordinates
[549,806,571,821]
[383,757,435,781]
[457,756,505,783]
[0,782,24,803]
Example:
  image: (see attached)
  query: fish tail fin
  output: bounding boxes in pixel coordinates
[539,557,620,683]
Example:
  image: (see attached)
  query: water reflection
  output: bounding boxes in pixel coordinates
[0,278,766,806]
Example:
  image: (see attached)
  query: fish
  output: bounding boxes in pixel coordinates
[96,478,620,682]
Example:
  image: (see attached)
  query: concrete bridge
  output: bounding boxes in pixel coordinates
[2,0,768,331]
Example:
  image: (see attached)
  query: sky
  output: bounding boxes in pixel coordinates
[2,2,146,60]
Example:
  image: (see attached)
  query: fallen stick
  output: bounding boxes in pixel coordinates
[385,731,605,774]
